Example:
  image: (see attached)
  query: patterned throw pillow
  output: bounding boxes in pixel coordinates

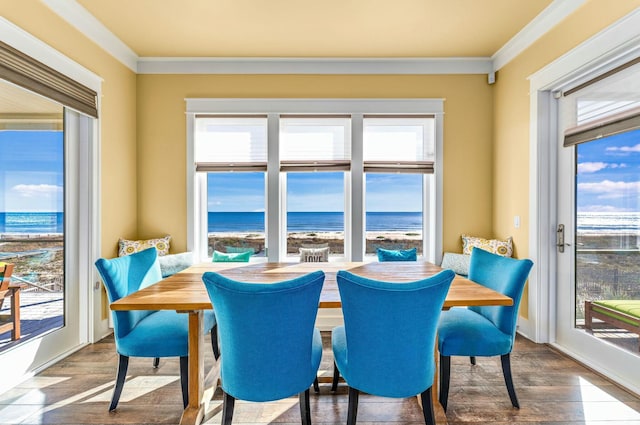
[461,234,513,257]
[440,252,471,277]
[118,235,171,257]
[299,247,329,262]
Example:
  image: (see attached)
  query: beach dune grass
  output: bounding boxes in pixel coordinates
[209,231,423,257]
[0,235,64,292]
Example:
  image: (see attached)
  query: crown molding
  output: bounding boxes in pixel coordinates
[529,7,640,91]
[43,0,589,76]
[492,0,586,72]
[137,57,492,75]
[41,0,138,72]
[0,17,102,91]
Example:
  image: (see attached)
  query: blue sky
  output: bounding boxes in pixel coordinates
[7,127,640,214]
[0,130,64,212]
[208,172,423,212]
[576,128,640,213]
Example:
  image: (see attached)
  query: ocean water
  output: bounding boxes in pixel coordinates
[0,212,64,234]
[576,212,640,234]
[208,211,423,232]
[2,211,639,235]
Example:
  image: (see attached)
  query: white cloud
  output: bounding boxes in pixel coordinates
[578,162,628,173]
[577,180,640,199]
[577,162,607,173]
[11,184,62,197]
[579,204,635,213]
[606,143,640,153]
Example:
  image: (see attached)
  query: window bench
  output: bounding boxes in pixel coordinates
[584,300,640,351]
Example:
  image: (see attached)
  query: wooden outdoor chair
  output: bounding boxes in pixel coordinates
[0,262,20,340]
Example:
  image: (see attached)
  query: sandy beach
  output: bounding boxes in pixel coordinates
[209,230,423,256]
[0,234,64,291]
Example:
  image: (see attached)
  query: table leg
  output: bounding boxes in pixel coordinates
[180,310,205,425]
[11,287,20,340]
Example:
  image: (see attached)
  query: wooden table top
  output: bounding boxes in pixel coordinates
[110,260,513,311]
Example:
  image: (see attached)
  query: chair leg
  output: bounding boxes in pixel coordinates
[470,356,476,365]
[211,325,220,360]
[179,356,189,409]
[438,354,451,412]
[109,354,129,412]
[153,357,160,368]
[420,387,436,425]
[313,377,319,393]
[222,391,235,425]
[299,389,311,425]
[347,387,359,425]
[331,362,340,392]
[501,353,520,409]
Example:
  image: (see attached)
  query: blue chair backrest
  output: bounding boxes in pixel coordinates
[468,248,534,341]
[336,269,455,398]
[95,247,162,340]
[202,270,325,402]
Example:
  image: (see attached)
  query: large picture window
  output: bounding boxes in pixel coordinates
[188,99,443,263]
[194,116,267,258]
[280,116,350,259]
[363,116,434,256]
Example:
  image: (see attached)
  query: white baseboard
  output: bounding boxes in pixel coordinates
[316,308,344,331]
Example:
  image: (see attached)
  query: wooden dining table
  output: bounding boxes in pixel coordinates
[110,260,513,425]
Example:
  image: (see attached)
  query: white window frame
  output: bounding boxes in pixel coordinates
[186,99,444,263]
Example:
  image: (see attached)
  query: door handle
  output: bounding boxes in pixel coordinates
[557,224,570,253]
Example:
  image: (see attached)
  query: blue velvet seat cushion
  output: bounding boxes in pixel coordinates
[116,309,216,358]
[376,247,417,262]
[438,307,512,357]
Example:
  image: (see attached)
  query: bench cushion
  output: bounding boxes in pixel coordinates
[593,300,640,327]
[440,252,470,277]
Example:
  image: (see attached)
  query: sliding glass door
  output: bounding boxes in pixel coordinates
[555,61,640,390]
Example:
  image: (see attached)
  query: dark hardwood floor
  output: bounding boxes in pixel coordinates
[1,333,639,425]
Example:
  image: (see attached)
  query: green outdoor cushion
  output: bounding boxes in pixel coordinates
[212,250,252,262]
[593,300,640,327]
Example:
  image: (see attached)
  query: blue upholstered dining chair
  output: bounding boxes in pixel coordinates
[201,270,325,425]
[332,269,455,425]
[437,247,533,411]
[95,247,218,411]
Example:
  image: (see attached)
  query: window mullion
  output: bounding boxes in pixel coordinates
[266,113,281,261]
[350,114,364,261]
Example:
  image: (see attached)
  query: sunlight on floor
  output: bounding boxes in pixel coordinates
[207,398,299,423]
[8,380,112,424]
[578,376,640,422]
[83,375,179,403]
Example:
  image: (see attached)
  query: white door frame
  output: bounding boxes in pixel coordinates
[525,8,640,394]
[0,17,104,394]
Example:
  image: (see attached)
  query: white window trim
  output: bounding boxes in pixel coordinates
[186,98,444,264]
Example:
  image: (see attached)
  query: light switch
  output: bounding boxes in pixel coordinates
[514,215,520,229]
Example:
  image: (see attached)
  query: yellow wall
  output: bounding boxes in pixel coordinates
[6,0,639,324]
[136,74,494,252]
[1,0,138,258]
[493,0,640,317]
